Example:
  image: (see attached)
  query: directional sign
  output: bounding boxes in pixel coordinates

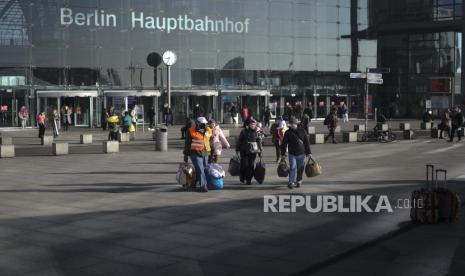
[367,78,383,85]
[350,72,367,79]
[367,73,382,80]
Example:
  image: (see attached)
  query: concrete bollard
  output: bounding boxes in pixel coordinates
[52,142,69,156]
[80,134,93,144]
[307,127,316,134]
[118,132,130,143]
[354,125,365,132]
[377,123,389,131]
[129,132,136,141]
[0,145,14,158]
[222,129,230,138]
[431,128,441,138]
[309,134,325,144]
[0,136,13,145]
[334,125,341,133]
[343,132,357,143]
[41,136,54,146]
[400,123,410,131]
[421,122,433,130]
[403,130,415,140]
[103,141,119,153]
[155,128,168,151]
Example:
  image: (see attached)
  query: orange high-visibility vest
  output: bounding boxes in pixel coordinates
[189,127,212,151]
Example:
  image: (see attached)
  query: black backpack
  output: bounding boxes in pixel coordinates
[323,114,330,126]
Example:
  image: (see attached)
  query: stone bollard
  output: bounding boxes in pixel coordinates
[354,125,365,132]
[334,125,341,133]
[309,134,325,144]
[103,141,119,153]
[80,134,93,144]
[0,136,13,145]
[431,128,441,138]
[118,132,130,143]
[421,122,433,130]
[41,136,54,146]
[343,132,357,143]
[0,145,15,158]
[307,127,316,134]
[52,142,69,156]
[403,130,415,140]
[155,128,168,151]
[377,123,389,131]
[400,123,410,131]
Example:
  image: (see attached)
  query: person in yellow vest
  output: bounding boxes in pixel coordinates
[183,117,213,192]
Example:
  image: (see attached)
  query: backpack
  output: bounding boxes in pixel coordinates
[323,114,330,126]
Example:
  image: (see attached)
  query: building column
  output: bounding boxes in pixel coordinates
[461,12,465,105]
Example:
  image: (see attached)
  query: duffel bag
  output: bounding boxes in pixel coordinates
[207,174,224,190]
[305,157,322,178]
[254,158,266,184]
[277,159,289,178]
[176,163,196,189]
[228,155,241,176]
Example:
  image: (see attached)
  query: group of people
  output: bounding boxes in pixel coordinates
[183,117,231,192]
[35,105,74,138]
[437,106,464,142]
[183,113,315,191]
[105,106,138,141]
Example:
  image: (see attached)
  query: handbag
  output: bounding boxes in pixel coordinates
[277,159,290,177]
[228,155,241,176]
[128,124,136,132]
[305,157,321,177]
[247,141,259,154]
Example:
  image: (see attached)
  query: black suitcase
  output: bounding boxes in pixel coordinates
[254,157,266,184]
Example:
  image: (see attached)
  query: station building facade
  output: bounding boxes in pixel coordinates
[0,0,375,127]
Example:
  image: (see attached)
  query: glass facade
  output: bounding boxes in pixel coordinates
[0,0,376,126]
[373,0,463,118]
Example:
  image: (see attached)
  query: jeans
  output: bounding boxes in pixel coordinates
[288,154,306,184]
[325,127,336,142]
[190,154,208,189]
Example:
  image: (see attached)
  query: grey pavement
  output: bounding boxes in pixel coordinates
[0,125,464,275]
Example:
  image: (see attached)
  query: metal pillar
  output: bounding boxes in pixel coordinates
[167,65,171,108]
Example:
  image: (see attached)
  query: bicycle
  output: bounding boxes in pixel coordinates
[360,128,397,143]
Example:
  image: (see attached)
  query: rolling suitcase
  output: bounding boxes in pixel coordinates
[254,157,266,184]
[435,169,461,223]
[410,164,439,224]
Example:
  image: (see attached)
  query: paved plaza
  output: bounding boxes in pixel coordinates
[0,124,465,276]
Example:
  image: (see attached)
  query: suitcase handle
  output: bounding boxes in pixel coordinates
[435,169,447,189]
[426,164,434,189]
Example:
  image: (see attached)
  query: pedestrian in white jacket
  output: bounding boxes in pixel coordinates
[208,119,230,163]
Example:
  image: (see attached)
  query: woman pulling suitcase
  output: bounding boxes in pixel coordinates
[236,118,262,185]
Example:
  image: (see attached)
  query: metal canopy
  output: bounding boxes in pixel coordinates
[221,90,270,96]
[171,90,218,96]
[36,90,98,97]
[104,90,161,97]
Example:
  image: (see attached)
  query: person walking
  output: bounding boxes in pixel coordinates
[281,117,312,189]
[193,104,203,119]
[342,103,349,123]
[122,111,132,133]
[64,106,72,131]
[284,102,293,121]
[303,102,313,122]
[37,112,47,138]
[107,113,120,141]
[230,104,238,125]
[209,119,230,163]
[184,117,212,192]
[263,106,271,127]
[51,108,60,138]
[449,106,463,142]
[19,106,29,129]
[439,109,451,139]
[270,117,281,162]
[236,118,262,185]
[241,105,249,123]
[324,108,338,144]
[148,107,155,130]
[301,114,310,134]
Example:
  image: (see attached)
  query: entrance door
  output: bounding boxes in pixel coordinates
[62,97,91,127]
